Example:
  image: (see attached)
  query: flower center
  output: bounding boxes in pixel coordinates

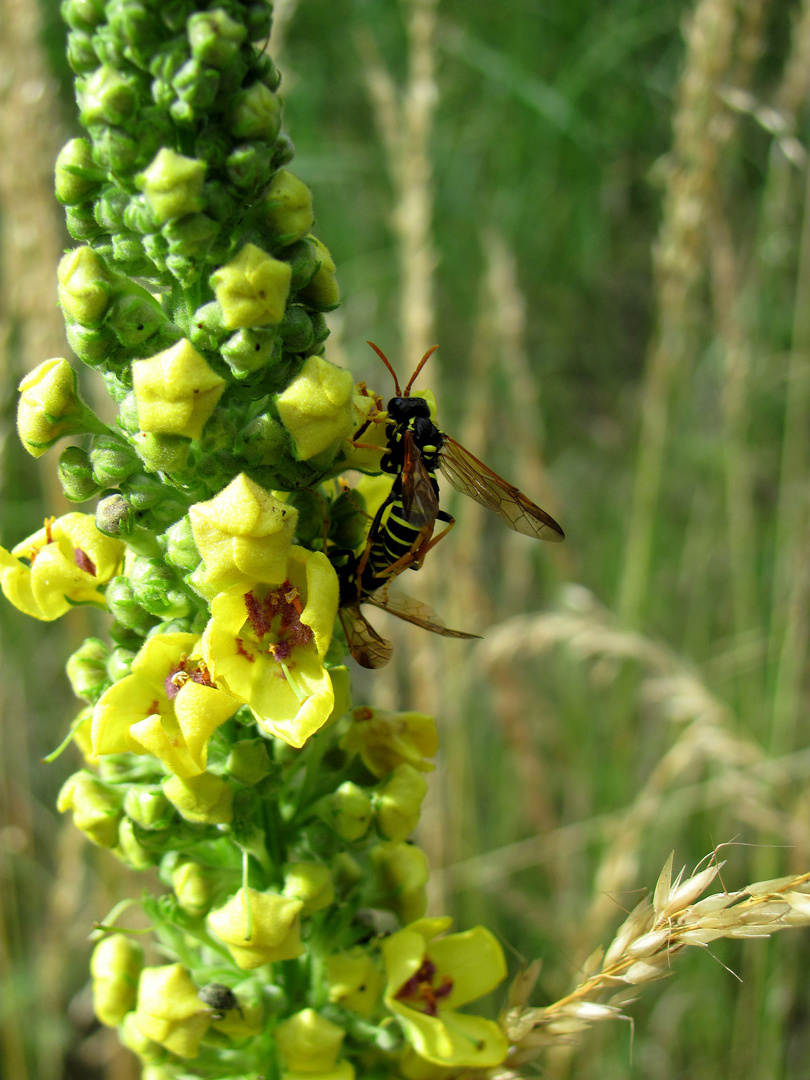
[395,957,453,1017]
[165,656,215,700]
[243,580,314,664]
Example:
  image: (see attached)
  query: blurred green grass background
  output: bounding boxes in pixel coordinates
[4,0,810,1076]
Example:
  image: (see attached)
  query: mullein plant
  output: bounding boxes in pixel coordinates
[4,3,511,1078]
[9,3,810,1079]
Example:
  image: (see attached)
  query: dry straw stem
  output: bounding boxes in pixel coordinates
[356,0,439,364]
[617,0,741,625]
[497,854,810,1064]
[471,590,804,943]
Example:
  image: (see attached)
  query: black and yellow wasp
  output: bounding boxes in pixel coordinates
[335,342,565,668]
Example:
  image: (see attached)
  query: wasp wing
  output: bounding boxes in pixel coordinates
[438,435,564,541]
[366,590,481,639]
[401,430,439,528]
[339,604,394,669]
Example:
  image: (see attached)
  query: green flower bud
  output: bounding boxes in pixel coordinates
[123,784,174,831]
[133,433,191,474]
[328,490,368,549]
[66,30,98,73]
[117,817,158,870]
[201,179,238,224]
[321,781,372,842]
[91,934,143,1026]
[189,300,227,351]
[123,193,158,234]
[105,575,157,635]
[299,236,340,311]
[170,59,221,121]
[238,413,292,467]
[128,557,191,619]
[58,247,116,327]
[272,133,296,170]
[163,772,234,825]
[330,852,364,894]
[142,231,169,271]
[91,124,140,173]
[91,23,127,67]
[107,0,162,65]
[372,764,428,842]
[17,357,108,456]
[59,445,102,502]
[171,858,215,917]
[65,319,118,367]
[57,771,123,847]
[105,291,169,349]
[251,51,282,93]
[118,472,165,511]
[282,238,320,292]
[260,172,315,247]
[162,515,201,573]
[230,82,281,142]
[161,212,218,259]
[137,148,206,226]
[106,645,135,682]
[64,202,104,242]
[90,433,140,486]
[111,231,154,276]
[226,142,273,192]
[210,243,292,330]
[187,10,246,67]
[245,2,273,40]
[94,185,129,232]
[79,65,138,126]
[226,739,271,786]
[62,0,106,32]
[55,138,104,205]
[279,304,315,353]
[221,327,280,378]
[116,392,140,434]
[66,636,110,703]
[284,488,324,544]
[193,125,230,171]
[283,862,334,915]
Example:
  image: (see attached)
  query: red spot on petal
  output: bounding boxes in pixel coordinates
[74,547,96,576]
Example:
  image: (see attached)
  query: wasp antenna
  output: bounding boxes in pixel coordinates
[404,345,439,397]
[366,341,401,396]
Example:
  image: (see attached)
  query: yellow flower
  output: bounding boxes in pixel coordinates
[275,356,354,461]
[137,148,206,224]
[339,386,389,473]
[326,949,384,1018]
[188,474,298,601]
[210,242,292,329]
[17,357,106,457]
[0,513,124,621]
[132,338,225,440]
[200,547,339,748]
[134,963,210,1058]
[207,887,304,969]
[341,708,438,779]
[91,632,239,778]
[382,918,509,1069]
[275,1008,355,1080]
